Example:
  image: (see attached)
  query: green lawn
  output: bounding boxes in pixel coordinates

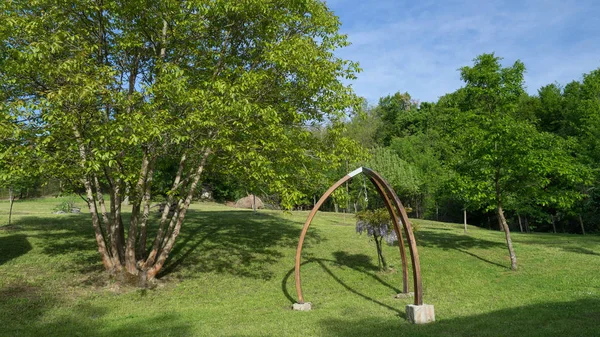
[1,198,599,336]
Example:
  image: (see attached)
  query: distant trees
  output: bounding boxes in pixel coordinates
[343,52,599,271]
[0,108,40,225]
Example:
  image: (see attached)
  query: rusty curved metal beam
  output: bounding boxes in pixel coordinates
[294,167,423,305]
[294,173,352,304]
[363,167,423,305]
[368,176,409,294]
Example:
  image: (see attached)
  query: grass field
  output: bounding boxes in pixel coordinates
[1,197,599,336]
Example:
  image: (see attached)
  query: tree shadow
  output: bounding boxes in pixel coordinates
[417,230,509,269]
[0,233,32,265]
[319,298,600,337]
[158,209,322,280]
[331,251,379,272]
[281,252,404,317]
[9,215,105,274]
[454,248,508,269]
[417,230,505,250]
[0,281,191,336]
[9,209,322,282]
[516,236,600,257]
[561,247,600,256]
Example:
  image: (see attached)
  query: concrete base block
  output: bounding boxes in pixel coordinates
[406,304,435,324]
[394,292,414,299]
[292,302,312,311]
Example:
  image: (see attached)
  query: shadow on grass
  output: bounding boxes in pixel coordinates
[10,209,321,282]
[332,251,380,272]
[0,281,191,336]
[319,298,600,337]
[9,214,105,274]
[0,234,32,265]
[158,210,322,280]
[516,235,600,257]
[561,247,600,256]
[281,252,403,317]
[417,230,509,269]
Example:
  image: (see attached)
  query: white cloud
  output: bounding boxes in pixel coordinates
[329,0,600,103]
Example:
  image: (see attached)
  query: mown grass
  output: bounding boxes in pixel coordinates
[0,197,599,336]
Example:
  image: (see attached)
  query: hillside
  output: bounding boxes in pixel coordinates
[1,199,599,336]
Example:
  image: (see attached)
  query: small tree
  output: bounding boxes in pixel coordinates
[355,208,397,271]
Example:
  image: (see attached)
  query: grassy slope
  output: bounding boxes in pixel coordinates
[0,198,599,337]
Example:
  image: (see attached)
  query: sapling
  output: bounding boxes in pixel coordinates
[355,208,397,271]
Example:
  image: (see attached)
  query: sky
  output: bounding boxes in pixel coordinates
[326,0,600,104]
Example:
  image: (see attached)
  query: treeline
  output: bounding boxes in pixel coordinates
[342,53,599,235]
[6,51,596,239]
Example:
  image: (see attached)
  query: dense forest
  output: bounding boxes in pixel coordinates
[342,53,599,236]
[184,53,599,237]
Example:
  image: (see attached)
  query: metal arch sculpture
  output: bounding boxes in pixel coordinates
[294,167,424,306]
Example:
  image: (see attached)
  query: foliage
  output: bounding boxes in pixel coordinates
[344,100,382,150]
[53,197,79,213]
[0,0,360,282]
[374,92,420,145]
[364,148,421,202]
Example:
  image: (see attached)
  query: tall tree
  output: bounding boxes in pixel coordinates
[441,53,587,270]
[1,0,360,283]
[374,91,419,146]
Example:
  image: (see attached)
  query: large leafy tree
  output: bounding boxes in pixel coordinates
[519,76,598,233]
[374,91,419,146]
[441,54,587,270]
[1,0,359,283]
[549,71,600,233]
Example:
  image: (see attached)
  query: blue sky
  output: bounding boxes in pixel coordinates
[326,0,600,104]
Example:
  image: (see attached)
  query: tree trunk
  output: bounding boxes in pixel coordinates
[517,213,523,233]
[73,126,115,272]
[498,204,517,271]
[551,214,557,234]
[378,243,387,271]
[252,194,257,213]
[145,148,211,279]
[137,155,156,261]
[334,203,338,213]
[495,169,516,271]
[463,209,467,233]
[8,186,14,226]
[579,214,586,235]
[144,152,188,268]
[83,176,115,272]
[436,203,439,221]
[374,235,387,271]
